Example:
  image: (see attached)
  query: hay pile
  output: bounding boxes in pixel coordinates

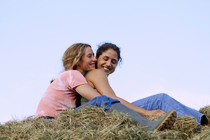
[0,106,210,140]
[199,106,210,123]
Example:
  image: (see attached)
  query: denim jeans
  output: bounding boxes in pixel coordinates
[132,93,205,124]
[75,96,120,111]
[75,95,177,131]
[75,96,158,130]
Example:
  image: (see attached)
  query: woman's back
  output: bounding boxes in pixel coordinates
[35,70,87,118]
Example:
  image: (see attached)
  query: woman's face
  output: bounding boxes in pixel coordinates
[77,47,97,75]
[97,48,118,75]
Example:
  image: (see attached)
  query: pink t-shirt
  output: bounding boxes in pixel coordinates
[35,70,87,118]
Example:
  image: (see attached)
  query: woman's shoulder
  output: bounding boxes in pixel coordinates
[85,69,106,79]
[87,69,104,75]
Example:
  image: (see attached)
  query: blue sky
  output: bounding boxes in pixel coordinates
[0,0,210,123]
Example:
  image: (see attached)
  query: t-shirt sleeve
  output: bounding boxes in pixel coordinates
[67,70,88,89]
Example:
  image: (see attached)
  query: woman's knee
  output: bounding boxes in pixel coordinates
[158,93,169,98]
[156,93,172,101]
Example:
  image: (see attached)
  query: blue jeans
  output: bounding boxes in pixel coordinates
[132,93,206,124]
[75,95,179,131]
[76,96,149,124]
[75,96,120,111]
[75,95,169,131]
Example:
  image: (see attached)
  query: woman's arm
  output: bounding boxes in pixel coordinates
[75,84,101,100]
[85,69,165,117]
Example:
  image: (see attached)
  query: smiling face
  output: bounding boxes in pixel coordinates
[77,47,97,75]
[97,48,118,75]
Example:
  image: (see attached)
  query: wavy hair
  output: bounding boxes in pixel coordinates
[62,43,91,70]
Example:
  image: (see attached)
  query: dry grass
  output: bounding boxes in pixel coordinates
[0,105,210,140]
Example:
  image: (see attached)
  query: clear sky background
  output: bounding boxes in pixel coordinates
[0,0,210,124]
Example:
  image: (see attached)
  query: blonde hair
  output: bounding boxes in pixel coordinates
[62,43,91,70]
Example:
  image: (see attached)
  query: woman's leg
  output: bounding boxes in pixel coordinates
[108,103,176,132]
[75,96,177,132]
[75,95,120,111]
[132,93,208,125]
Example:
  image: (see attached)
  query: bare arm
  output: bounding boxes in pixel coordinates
[85,69,164,117]
[75,84,100,100]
